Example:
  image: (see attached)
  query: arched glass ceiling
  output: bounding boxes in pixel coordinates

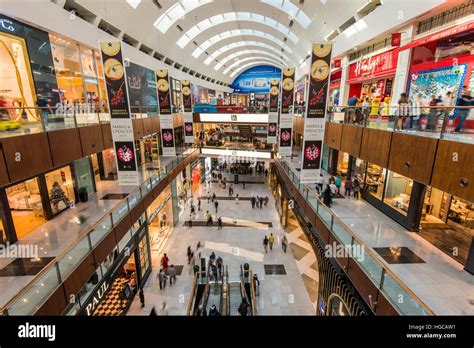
[215,50,286,71]
[177,12,299,48]
[229,61,280,78]
[153,0,214,33]
[193,29,292,58]
[205,42,289,65]
[224,57,282,76]
[260,0,311,28]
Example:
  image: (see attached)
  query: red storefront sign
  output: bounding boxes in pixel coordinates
[391,32,401,47]
[333,58,341,68]
[347,49,398,83]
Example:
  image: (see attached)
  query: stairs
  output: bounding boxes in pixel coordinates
[238,124,252,139]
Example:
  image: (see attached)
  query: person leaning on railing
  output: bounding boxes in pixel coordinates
[395,93,411,130]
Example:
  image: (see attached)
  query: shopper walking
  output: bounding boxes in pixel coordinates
[316,174,324,194]
[323,185,332,207]
[268,233,275,251]
[251,196,256,209]
[158,269,167,290]
[139,288,145,308]
[207,191,211,203]
[198,198,201,212]
[259,197,263,210]
[242,181,246,189]
[344,179,353,197]
[282,235,288,253]
[264,196,269,207]
[335,175,342,195]
[214,200,219,213]
[238,298,250,316]
[168,264,176,286]
[161,253,170,272]
[216,256,223,279]
[187,246,192,265]
[212,193,216,202]
[263,235,269,253]
[217,216,223,230]
[255,196,260,209]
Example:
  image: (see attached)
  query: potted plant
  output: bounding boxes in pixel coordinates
[78,187,88,202]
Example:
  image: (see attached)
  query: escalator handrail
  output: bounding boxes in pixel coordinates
[248,270,258,316]
[239,266,253,316]
[186,271,202,315]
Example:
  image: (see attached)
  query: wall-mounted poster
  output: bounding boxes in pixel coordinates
[230,65,282,94]
[126,62,157,114]
[301,43,332,184]
[182,80,194,144]
[268,78,280,144]
[278,68,295,156]
[99,41,139,186]
[156,69,172,115]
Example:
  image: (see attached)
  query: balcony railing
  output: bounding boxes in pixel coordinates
[327,105,474,144]
[0,147,199,316]
[276,156,435,315]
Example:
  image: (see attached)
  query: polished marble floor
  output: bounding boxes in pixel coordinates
[127,173,317,316]
[286,153,474,315]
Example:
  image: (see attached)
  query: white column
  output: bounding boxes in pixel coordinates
[390,25,415,104]
[338,55,350,106]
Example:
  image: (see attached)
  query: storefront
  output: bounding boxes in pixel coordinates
[146,186,174,255]
[329,69,342,106]
[346,49,397,103]
[191,159,203,194]
[64,214,151,316]
[135,134,160,165]
[405,21,474,131]
[91,149,118,182]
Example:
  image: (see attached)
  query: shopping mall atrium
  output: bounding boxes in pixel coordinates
[0,0,472,320]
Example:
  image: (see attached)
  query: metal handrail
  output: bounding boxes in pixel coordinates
[276,157,435,316]
[186,271,200,315]
[248,270,257,316]
[1,148,198,315]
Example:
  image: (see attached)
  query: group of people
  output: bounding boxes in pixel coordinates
[319,174,362,208]
[157,253,177,290]
[345,87,472,133]
[251,195,269,209]
[262,233,288,253]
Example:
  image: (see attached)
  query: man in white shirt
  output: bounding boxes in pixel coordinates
[329,182,338,195]
[316,174,324,194]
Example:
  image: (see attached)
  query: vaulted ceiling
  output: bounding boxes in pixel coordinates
[70,0,447,84]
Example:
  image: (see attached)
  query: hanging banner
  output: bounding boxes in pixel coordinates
[278,68,295,156]
[155,69,175,156]
[300,43,332,184]
[182,80,194,144]
[99,41,139,186]
[267,78,280,144]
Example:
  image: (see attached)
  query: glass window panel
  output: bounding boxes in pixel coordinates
[58,237,91,279]
[365,164,386,200]
[45,166,75,215]
[383,171,413,216]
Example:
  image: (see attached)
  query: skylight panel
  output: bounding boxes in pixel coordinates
[126,0,141,9]
[261,0,311,28]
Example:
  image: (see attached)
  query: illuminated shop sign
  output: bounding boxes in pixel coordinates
[199,113,269,123]
[348,50,398,83]
[0,18,14,32]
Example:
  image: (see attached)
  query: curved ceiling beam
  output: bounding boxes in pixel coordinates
[230,61,280,79]
[177,12,299,48]
[153,0,214,33]
[193,29,292,59]
[260,0,311,28]
[223,56,282,75]
[216,50,286,71]
[206,43,289,66]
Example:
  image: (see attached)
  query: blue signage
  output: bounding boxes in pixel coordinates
[230,65,282,94]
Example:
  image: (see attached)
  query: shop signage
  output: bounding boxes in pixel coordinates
[280,68,295,115]
[391,32,401,47]
[347,49,398,83]
[156,69,172,115]
[182,80,194,144]
[268,78,280,144]
[333,58,341,69]
[160,114,176,157]
[0,18,15,32]
[84,280,110,316]
[300,43,332,184]
[99,41,139,186]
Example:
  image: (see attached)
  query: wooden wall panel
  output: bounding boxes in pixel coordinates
[2,133,53,183]
[151,117,160,134]
[62,254,96,297]
[79,125,104,156]
[114,214,132,242]
[35,285,68,316]
[375,292,400,316]
[47,128,82,167]
[93,230,117,265]
[360,128,392,168]
[340,124,363,158]
[133,119,144,139]
[101,123,113,150]
[143,118,153,136]
[324,122,343,150]
[431,140,474,202]
[388,133,438,184]
[0,147,10,186]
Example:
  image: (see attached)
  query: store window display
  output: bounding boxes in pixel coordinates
[0,33,37,121]
[45,166,75,215]
[365,164,386,200]
[336,152,350,179]
[383,171,413,215]
[6,178,45,239]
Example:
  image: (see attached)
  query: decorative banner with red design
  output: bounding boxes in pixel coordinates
[280,68,295,115]
[268,78,280,144]
[182,80,194,144]
[301,43,332,184]
[156,69,172,115]
[278,113,293,157]
[160,114,176,156]
[99,41,139,186]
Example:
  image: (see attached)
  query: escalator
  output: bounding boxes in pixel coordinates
[238,124,253,140]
